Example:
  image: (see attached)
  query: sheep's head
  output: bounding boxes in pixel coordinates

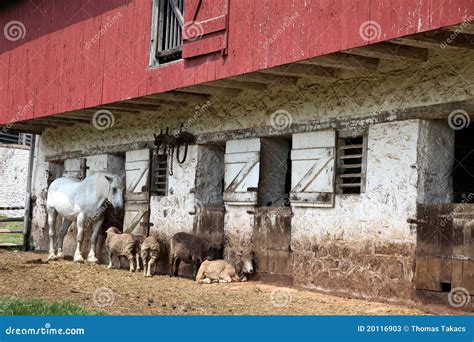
[106,227,121,235]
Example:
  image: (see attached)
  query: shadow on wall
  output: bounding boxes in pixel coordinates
[0,0,131,53]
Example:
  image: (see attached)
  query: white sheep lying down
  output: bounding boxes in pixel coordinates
[196,252,254,284]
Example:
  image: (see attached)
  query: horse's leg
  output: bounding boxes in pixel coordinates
[47,208,58,261]
[73,213,85,263]
[56,219,72,259]
[87,217,104,264]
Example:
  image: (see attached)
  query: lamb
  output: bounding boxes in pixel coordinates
[140,236,161,277]
[105,227,140,272]
[196,252,254,284]
[131,234,145,271]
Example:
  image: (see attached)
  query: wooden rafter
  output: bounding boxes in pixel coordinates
[176,85,242,97]
[260,63,337,78]
[207,79,268,91]
[392,31,474,50]
[232,72,299,84]
[297,52,379,71]
[344,42,428,62]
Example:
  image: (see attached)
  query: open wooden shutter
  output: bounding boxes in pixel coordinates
[224,138,260,205]
[123,149,150,235]
[182,0,229,58]
[290,131,336,207]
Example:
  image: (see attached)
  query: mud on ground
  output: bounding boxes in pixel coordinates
[0,251,443,315]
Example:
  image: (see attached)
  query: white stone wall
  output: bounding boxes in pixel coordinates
[0,144,30,218]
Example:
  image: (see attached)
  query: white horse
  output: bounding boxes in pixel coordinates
[46,172,124,263]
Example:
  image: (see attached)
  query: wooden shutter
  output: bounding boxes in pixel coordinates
[182,0,229,58]
[123,149,150,235]
[290,131,336,207]
[223,138,260,205]
[63,158,87,180]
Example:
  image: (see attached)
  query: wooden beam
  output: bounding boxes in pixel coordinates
[344,42,428,62]
[207,79,268,91]
[232,73,299,85]
[144,92,210,103]
[444,23,474,35]
[297,52,379,71]
[392,31,474,50]
[176,85,242,97]
[100,103,159,112]
[197,98,474,143]
[260,63,336,78]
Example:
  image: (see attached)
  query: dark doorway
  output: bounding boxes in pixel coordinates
[453,124,474,203]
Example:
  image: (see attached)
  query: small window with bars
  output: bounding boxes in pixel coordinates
[153,0,185,65]
[151,152,169,196]
[336,134,368,194]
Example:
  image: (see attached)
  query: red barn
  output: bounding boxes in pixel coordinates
[1,0,473,307]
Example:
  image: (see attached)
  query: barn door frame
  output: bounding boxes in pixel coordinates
[123,149,152,236]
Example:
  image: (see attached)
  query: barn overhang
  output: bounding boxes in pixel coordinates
[2,23,473,135]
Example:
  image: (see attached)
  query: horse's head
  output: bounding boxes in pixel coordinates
[104,174,124,210]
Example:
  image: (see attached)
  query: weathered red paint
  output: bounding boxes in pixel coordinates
[0,0,472,124]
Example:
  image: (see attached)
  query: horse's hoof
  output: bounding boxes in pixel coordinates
[57,251,65,259]
[73,255,84,263]
[87,257,98,264]
[48,254,58,261]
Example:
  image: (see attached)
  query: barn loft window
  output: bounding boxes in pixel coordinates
[151,0,184,65]
[336,134,368,194]
[150,152,169,196]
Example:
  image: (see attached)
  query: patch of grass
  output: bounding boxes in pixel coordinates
[0,216,23,245]
[0,298,104,316]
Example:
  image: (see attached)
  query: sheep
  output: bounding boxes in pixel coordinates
[131,234,145,271]
[140,236,161,277]
[105,227,139,272]
[196,252,254,284]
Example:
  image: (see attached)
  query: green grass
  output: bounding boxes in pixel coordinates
[0,216,23,245]
[0,298,104,316]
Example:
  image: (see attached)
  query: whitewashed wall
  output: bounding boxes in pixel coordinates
[0,144,29,218]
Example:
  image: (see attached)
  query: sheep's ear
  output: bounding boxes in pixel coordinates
[105,175,113,183]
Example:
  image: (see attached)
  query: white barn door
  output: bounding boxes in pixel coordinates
[223,138,261,205]
[290,130,336,207]
[123,149,150,235]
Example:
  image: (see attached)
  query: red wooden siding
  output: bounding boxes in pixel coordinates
[0,0,472,124]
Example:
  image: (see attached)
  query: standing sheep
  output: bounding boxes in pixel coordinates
[105,227,139,272]
[140,237,161,277]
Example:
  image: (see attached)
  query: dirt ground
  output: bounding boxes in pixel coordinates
[0,250,448,315]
